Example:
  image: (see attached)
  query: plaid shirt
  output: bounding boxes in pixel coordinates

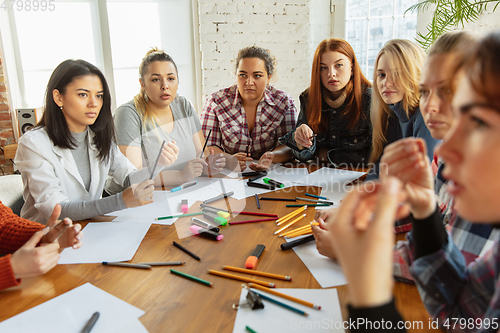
[201,84,297,158]
[393,159,500,283]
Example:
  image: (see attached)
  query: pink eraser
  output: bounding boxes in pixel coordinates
[181,199,188,213]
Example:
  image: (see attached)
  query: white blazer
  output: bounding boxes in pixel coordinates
[15,127,136,223]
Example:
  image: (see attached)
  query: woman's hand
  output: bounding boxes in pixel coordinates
[328,177,406,307]
[123,179,155,208]
[294,124,314,149]
[312,217,337,259]
[10,228,60,279]
[158,141,180,167]
[380,138,436,219]
[42,204,82,249]
[181,158,207,182]
[249,152,274,171]
[204,148,225,176]
[229,153,253,172]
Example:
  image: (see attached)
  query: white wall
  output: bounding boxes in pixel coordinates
[197,0,331,106]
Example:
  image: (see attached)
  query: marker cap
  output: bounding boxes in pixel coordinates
[245,244,265,269]
[189,225,223,241]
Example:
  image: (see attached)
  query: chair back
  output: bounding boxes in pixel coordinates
[0,174,24,216]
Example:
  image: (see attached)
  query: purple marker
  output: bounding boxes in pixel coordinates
[189,225,224,241]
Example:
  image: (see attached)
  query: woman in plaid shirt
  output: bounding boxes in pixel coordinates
[201,46,297,172]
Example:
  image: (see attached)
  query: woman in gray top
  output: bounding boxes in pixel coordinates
[107,48,225,194]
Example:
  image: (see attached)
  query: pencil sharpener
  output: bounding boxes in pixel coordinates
[232,289,264,310]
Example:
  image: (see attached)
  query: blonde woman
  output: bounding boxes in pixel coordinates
[367,39,440,180]
[106,48,225,194]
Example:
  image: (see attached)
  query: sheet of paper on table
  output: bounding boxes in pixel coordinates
[232,288,344,333]
[287,235,347,288]
[0,283,147,333]
[58,222,151,264]
[107,177,222,224]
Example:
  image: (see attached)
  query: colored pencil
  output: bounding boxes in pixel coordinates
[208,270,276,288]
[102,262,151,269]
[280,222,318,237]
[173,241,201,261]
[305,193,328,200]
[150,140,166,179]
[156,212,204,220]
[275,206,307,224]
[274,214,306,234]
[296,197,334,205]
[248,283,321,310]
[137,261,186,266]
[170,269,213,287]
[285,229,313,239]
[222,266,291,281]
[258,197,297,202]
[232,211,278,218]
[286,204,330,207]
[200,130,212,158]
[229,218,277,225]
[277,207,307,226]
[245,326,258,333]
[251,290,308,316]
[254,194,261,209]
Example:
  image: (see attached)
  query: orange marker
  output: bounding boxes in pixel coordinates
[245,244,265,269]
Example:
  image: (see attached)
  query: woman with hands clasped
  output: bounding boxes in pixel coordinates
[321,31,500,332]
[15,59,178,224]
[106,48,223,194]
[2,203,83,291]
[280,38,372,168]
[201,46,297,172]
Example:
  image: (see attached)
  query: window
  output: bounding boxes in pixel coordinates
[345,0,419,80]
[1,0,199,138]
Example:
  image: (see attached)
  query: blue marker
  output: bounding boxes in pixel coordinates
[305,193,328,200]
[171,180,198,193]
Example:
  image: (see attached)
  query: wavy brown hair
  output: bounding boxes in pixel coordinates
[307,38,371,132]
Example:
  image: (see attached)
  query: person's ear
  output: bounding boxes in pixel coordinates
[139,78,146,90]
[53,89,63,108]
[267,74,272,85]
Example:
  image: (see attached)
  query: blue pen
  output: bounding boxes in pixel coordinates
[305,193,328,200]
[171,180,198,192]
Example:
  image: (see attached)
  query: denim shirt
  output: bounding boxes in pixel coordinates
[279,88,372,168]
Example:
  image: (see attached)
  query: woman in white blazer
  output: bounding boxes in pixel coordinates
[15,60,179,224]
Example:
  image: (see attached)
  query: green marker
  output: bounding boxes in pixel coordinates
[263,178,284,188]
[155,212,204,220]
[285,204,330,208]
[170,269,213,287]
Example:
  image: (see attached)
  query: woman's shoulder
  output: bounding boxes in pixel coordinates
[115,100,139,116]
[171,95,196,116]
[19,127,49,144]
[208,85,238,103]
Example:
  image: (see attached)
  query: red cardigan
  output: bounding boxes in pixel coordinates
[0,202,44,291]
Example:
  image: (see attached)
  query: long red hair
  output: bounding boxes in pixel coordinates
[307,38,371,132]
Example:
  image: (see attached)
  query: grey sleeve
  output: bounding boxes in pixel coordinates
[114,103,142,147]
[60,193,127,221]
[181,97,202,135]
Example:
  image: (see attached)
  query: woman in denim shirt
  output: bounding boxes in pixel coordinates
[280,38,372,168]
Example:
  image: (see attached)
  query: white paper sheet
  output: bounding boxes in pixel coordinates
[293,167,365,188]
[58,222,151,264]
[232,288,344,333]
[287,237,346,288]
[0,283,146,333]
[108,177,221,224]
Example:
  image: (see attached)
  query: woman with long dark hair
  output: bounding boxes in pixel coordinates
[15,59,178,224]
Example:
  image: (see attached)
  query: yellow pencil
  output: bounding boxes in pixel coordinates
[279,222,317,237]
[248,283,321,310]
[275,206,306,224]
[286,229,313,238]
[208,270,276,288]
[222,266,292,281]
[274,214,306,235]
[276,206,307,225]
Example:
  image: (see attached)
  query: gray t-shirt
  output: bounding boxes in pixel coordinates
[106,95,202,194]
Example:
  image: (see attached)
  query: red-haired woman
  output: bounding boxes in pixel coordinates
[280,38,372,168]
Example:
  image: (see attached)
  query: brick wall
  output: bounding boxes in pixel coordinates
[0,49,14,175]
[197,0,331,105]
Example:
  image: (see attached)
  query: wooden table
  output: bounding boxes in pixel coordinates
[0,177,441,332]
